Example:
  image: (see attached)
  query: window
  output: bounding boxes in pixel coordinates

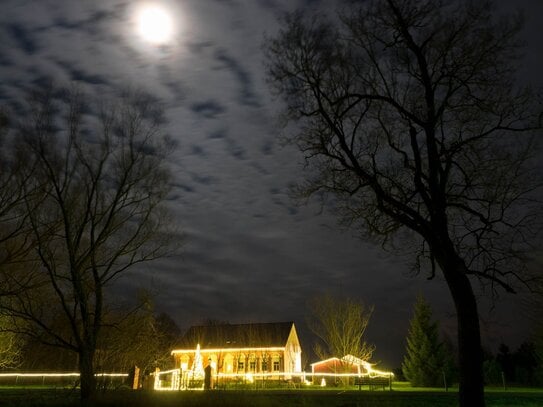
[262,360,268,371]
[273,361,280,372]
[250,361,256,371]
[224,354,233,372]
[238,360,244,371]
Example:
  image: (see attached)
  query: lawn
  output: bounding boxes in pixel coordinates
[1,386,542,407]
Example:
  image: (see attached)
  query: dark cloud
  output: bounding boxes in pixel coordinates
[191,100,226,119]
[190,173,216,186]
[208,129,227,139]
[257,0,284,12]
[0,53,13,67]
[55,60,110,86]
[261,138,274,155]
[171,182,195,194]
[51,10,112,34]
[214,49,261,107]
[187,40,213,55]
[7,23,39,54]
[157,65,185,102]
[224,135,247,160]
[249,161,270,175]
[190,144,207,157]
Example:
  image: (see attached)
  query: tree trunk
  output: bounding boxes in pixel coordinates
[440,254,485,407]
[79,348,96,401]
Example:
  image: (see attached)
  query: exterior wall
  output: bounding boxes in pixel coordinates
[173,349,287,379]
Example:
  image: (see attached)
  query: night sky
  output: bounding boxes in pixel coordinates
[1,0,542,368]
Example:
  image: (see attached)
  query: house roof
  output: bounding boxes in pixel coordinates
[310,357,341,367]
[174,322,295,350]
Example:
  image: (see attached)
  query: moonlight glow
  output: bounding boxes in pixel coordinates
[136,5,173,44]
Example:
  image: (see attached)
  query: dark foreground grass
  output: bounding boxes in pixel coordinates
[1,388,542,407]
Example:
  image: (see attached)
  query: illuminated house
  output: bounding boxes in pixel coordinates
[171,322,302,381]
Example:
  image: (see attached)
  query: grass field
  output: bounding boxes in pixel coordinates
[1,387,543,407]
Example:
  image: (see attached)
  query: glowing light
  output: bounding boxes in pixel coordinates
[152,369,395,391]
[0,373,80,377]
[136,4,173,44]
[172,346,286,354]
[0,372,128,377]
[311,355,394,379]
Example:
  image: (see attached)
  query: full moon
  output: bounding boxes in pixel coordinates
[137,5,173,44]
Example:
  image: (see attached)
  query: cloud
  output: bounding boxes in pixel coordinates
[55,59,110,86]
[190,144,207,157]
[7,23,39,55]
[214,49,261,107]
[191,100,226,119]
[51,9,114,35]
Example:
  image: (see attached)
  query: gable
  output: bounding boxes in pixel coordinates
[285,323,301,349]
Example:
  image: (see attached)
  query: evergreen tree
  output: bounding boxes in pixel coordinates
[402,295,447,387]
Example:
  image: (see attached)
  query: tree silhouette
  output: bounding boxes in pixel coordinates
[402,295,447,387]
[264,1,542,405]
[0,84,177,400]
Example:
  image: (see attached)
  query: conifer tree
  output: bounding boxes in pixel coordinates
[402,295,447,387]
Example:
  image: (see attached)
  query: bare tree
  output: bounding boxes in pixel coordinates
[307,294,374,364]
[0,84,177,400]
[265,1,542,405]
[0,108,34,273]
[0,315,22,369]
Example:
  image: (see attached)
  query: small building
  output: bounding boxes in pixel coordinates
[310,354,393,386]
[311,354,372,376]
[171,321,302,383]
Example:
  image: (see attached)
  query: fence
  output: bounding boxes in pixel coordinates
[153,369,394,391]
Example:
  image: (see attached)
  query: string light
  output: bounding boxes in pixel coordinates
[152,370,393,390]
[0,372,128,377]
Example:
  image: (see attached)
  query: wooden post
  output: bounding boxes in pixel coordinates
[389,373,392,391]
[132,366,140,389]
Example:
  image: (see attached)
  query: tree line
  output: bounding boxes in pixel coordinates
[401,295,543,389]
[307,294,543,389]
[2,296,180,376]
